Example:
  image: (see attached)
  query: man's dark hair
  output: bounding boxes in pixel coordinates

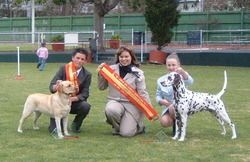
[72,48,89,58]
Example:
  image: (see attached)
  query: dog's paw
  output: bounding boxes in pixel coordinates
[33,126,40,130]
[58,135,64,139]
[178,138,185,142]
[64,132,71,136]
[17,129,23,133]
[221,132,226,136]
[231,135,237,139]
[172,136,178,140]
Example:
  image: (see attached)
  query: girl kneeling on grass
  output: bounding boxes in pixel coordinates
[156,53,193,136]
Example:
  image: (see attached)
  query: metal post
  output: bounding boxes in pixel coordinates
[31,0,35,44]
[200,0,204,12]
[140,33,143,63]
[144,30,148,53]
[200,29,203,49]
[132,28,134,46]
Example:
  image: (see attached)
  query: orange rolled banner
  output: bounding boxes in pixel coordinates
[98,63,159,121]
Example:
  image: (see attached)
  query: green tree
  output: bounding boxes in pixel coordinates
[15,0,120,51]
[45,0,121,51]
[144,0,179,50]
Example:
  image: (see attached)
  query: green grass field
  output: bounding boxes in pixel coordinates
[0,63,249,162]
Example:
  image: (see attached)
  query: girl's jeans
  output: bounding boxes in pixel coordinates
[37,57,46,71]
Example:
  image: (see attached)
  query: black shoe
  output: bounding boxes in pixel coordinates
[112,128,120,136]
[48,118,56,133]
[48,125,56,133]
[137,126,146,135]
[36,63,41,68]
[172,121,176,137]
[50,128,58,138]
[71,122,81,133]
[48,118,64,133]
[72,129,81,133]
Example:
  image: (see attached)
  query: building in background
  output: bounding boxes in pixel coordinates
[177,0,202,12]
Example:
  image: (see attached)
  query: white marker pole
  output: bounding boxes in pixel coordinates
[140,33,143,63]
[16,46,23,80]
[17,46,20,76]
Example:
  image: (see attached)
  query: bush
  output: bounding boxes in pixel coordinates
[111,34,121,40]
[51,35,64,42]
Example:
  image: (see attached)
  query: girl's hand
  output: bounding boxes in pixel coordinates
[176,67,184,74]
[176,67,188,80]
[160,99,172,107]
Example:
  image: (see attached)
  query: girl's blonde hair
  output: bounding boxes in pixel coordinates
[166,52,181,64]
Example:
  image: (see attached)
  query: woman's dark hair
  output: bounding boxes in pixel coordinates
[115,46,139,67]
[72,48,89,58]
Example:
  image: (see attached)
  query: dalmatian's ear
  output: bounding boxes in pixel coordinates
[173,73,181,85]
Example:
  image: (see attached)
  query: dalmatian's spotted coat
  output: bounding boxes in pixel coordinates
[165,71,237,141]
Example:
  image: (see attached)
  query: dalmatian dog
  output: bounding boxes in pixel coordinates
[165,71,237,141]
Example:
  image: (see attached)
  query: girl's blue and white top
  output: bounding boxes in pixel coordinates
[156,73,193,115]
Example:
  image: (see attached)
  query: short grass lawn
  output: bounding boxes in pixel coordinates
[0,63,249,162]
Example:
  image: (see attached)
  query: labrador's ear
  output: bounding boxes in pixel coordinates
[56,80,63,93]
[56,80,62,85]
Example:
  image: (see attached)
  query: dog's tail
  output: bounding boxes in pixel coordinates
[216,70,227,98]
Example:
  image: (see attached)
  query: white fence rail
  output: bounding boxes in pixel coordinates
[0,29,250,48]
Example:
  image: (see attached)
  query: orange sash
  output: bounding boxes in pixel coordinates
[65,62,79,95]
[98,63,158,121]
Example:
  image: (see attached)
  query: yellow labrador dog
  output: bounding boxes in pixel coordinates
[17,80,76,139]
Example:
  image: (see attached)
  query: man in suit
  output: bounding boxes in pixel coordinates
[48,48,92,133]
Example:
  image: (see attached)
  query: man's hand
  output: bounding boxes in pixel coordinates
[70,96,79,102]
[96,62,106,72]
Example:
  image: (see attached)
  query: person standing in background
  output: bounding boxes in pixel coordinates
[89,37,97,63]
[36,42,49,71]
